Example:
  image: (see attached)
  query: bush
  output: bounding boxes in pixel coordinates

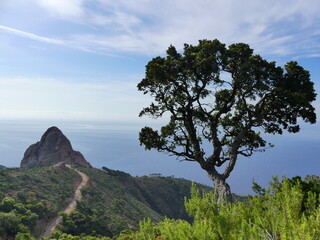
[49,230,112,240]
[15,232,36,240]
[118,176,320,240]
[0,197,40,238]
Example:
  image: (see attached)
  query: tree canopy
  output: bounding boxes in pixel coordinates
[138,39,316,202]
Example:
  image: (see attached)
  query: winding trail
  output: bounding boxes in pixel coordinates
[38,165,89,239]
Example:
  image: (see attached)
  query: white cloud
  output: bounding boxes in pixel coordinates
[78,0,320,56]
[3,0,320,57]
[0,25,65,45]
[36,0,85,19]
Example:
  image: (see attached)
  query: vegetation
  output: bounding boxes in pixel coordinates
[0,166,80,238]
[138,39,317,202]
[1,165,318,239]
[115,175,320,240]
[42,175,320,240]
[1,166,206,239]
[0,167,79,215]
[55,167,211,238]
[0,197,38,238]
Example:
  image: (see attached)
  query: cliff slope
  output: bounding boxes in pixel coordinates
[20,126,91,168]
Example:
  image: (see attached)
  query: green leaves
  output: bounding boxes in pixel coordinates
[138,39,317,157]
[118,176,320,240]
[139,127,166,151]
[138,38,317,201]
[0,197,40,238]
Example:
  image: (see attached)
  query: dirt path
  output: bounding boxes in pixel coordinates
[38,165,89,239]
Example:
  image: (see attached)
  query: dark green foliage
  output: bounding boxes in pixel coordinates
[101,167,131,178]
[0,166,211,238]
[51,175,319,240]
[15,233,35,240]
[138,39,317,201]
[0,166,80,238]
[15,233,36,240]
[0,197,16,212]
[58,205,128,237]
[0,197,39,238]
[252,181,266,195]
[56,167,211,238]
[0,211,21,237]
[49,230,112,240]
[132,176,201,221]
[0,167,79,216]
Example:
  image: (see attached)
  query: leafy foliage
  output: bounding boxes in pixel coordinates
[0,166,80,238]
[138,39,317,201]
[117,176,320,240]
[49,175,319,240]
[5,165,317,240]
[55,167,210,238]
[0,166,211,238]
[0,167,79,216]
[0,197,39,238]
[15,232,36,240]
[49,231,112,240]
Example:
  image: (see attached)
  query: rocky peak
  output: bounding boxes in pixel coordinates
[20,126,92,168]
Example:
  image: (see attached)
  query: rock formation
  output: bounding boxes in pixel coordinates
[20,126,92,168]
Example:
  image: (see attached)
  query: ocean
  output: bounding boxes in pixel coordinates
[0,120,319,195]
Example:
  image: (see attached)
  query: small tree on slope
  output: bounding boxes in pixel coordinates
[137,39,316,202]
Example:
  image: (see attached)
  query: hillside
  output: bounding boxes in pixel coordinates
[0,166,80,238]
[0,126,248,239]
[0,165,212,238]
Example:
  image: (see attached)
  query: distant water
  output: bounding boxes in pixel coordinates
[0,119,209,183]
[0,120,319,195]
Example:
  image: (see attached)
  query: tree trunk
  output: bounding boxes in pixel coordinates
[207,172,233,203]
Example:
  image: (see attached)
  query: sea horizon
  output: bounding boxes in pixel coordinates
[1,119,319,195]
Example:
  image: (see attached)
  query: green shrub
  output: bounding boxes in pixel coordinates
[118,176,320,240]
[49,230,112,240]
[15,232,36,240]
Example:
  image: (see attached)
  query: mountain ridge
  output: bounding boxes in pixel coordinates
[0,126,245,239]
[0,165,212,238]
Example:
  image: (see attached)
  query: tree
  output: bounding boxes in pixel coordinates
[137,39,316,202]
[15,233,36,240]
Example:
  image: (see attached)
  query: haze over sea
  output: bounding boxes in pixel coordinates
[1,119,319,195]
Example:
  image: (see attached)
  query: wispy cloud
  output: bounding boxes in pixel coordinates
[36,0,85,19]
[0,25,101,54]
[2,0,320,57]
[0,25,65,45]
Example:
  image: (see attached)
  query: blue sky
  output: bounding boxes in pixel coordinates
[1,0,320,122]
[0,0,319,193]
